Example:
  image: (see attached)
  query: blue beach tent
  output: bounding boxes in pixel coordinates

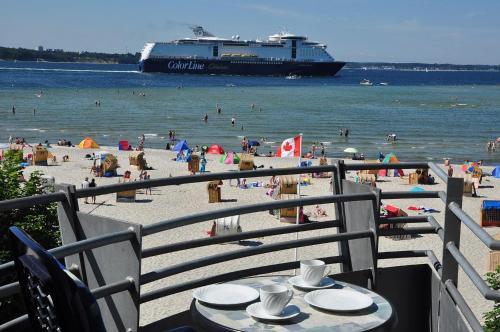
[492,166,500,178]
[173,140,189,152]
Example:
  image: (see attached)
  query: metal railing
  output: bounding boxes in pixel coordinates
[0,161,499,331]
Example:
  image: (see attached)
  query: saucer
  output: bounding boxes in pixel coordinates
[246,302,300,321]
[288,275,335,290]
[304,289,373,312]
[193,284,259,306]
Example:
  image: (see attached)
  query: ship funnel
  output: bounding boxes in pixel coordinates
[190,25,215,37]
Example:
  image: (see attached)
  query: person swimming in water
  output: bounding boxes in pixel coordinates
[203,113,208,122]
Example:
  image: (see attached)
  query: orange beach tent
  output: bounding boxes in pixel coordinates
[78,137,99,149]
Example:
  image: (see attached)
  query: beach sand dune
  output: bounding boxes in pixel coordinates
[23,146,499,325]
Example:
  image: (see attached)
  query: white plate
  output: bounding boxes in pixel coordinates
[288,276,335,290]
[193,284,259,306]
[246,302,300,321]
[304,289,373,312]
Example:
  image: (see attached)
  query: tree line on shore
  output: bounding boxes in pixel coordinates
[0,46,140,64]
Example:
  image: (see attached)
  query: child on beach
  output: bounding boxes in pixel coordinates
[200,157,207,173]
[89,178,97,204]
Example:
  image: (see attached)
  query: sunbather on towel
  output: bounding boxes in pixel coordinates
[314,205,328,218]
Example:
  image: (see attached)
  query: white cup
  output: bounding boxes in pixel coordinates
[259,285,293,316]
[300,259,331,286]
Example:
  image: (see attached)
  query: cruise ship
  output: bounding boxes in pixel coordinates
[139,26,345,76]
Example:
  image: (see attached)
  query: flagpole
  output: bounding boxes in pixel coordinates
[294,133,303,275]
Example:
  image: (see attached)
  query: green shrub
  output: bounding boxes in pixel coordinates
[483,266,500,332]
[0,150,61,324]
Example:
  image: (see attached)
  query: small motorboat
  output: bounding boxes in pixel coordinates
[360,79,373,86]
[379,82,389,86]
[285,74,301,80]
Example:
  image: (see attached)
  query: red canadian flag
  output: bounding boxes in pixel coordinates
[276,135,302,158]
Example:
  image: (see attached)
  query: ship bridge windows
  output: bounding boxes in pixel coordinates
[260,43,284,47]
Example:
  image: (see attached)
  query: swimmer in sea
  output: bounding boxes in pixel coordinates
[231,116,235,127]
[204,113,208,122]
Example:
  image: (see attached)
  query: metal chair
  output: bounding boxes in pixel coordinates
[9,226,106,332]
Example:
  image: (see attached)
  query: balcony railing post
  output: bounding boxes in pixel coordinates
[441,176,464,286]
[55,183,88,283]
[335,159,351,272]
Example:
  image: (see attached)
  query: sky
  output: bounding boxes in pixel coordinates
[1,0,499,65]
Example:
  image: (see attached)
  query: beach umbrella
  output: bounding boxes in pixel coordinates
[248,140,260,147]
[343,147,358,154]
[78,137,99,149]
[461,163,476,173]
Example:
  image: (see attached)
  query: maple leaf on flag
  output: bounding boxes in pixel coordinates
[276,135,301,158]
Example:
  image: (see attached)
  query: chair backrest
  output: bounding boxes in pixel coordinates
[9,226,106,332]
[214,216,241,236]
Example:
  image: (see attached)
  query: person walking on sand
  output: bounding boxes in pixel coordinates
[81,177,90,204]
[89,178,97,204]
[200,157,207,173]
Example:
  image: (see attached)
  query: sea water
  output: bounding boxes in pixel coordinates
[0,61,499,164]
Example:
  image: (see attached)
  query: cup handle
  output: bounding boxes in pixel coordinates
[323,266,331,278]
[286,289,294,305]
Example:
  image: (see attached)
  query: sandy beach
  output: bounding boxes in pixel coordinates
[20,145,499,325]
